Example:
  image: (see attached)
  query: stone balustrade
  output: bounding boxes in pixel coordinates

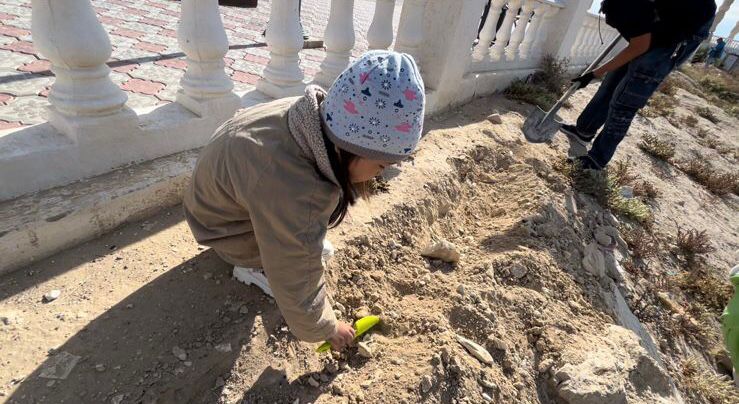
[569,12,619,69]
[0,0,629,274]
[473,0,563,69]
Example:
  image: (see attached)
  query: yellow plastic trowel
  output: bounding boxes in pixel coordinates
[316,315,380,353]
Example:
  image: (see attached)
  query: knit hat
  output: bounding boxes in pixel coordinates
[321,50,425,162]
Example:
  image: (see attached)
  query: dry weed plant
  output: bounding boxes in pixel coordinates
[639,134,676,161]
[675,226,714,263]
[681,357,739,404]
[676,158,739,196]
[695,106,720,124]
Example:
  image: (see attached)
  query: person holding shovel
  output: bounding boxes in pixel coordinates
[561,0,716,170]
[183,50,425,350]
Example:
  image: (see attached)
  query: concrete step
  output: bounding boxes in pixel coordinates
[0,149,198,276]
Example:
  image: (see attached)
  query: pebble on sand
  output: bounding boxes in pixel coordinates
[421,240,461,263]
[172,346,187,361]
[487,113,503,124]
[43,290,61,303]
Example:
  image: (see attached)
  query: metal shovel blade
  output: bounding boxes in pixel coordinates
[522,106,562,143]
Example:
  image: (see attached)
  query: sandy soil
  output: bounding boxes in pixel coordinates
[1,66,737,404]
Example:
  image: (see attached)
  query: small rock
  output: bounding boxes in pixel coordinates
[486,113,503,124]
[538,358,554,373]
[456,335,494,365]
[322,361,337,374]
[482,392,493,402]
[357,342,373,358]
[360,379,372,388]
[239,305,249,314]
[390,357,405,365]
[354,306,371,319]
[594,227,613,247]
[421,240,461,263]
[307,376,320,388]
[582,242,606,279]
[111,394,125,404]
[604,212,619,227]
[510,263,528,279]
[564,192,578,216]
[95,363,105,372]
[214,377,225,388]
[487,336,507,351]
[43,290,61,303]
[457,284,466,295]
[320,373,330,383]
[620,186,634,199]
[46,380,55,387]
[214,343,232,353]
[39,351,81,380]
[420,375,434,393]
[479,377,497,389]
[172,346,187,361]
[202,273,212,280]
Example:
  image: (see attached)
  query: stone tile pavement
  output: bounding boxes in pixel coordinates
[0,0,403,129]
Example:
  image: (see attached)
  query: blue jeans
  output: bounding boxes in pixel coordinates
[574,21,711,168]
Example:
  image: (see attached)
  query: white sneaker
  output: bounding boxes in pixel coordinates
[322,239,335,261]
[233,266,274,298]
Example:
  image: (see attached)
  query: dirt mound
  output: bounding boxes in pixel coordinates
[1,77,736,403]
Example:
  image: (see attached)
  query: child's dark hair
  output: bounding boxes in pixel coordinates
[323,133,366,228]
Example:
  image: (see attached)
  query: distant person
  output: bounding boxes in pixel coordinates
[705,37,726,67]
[560,0,716,170]
[183,51,425,351]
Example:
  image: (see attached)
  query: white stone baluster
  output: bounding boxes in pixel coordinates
[534,5,560,58]
[177,0,239,117]
[367,0,396,50]
[314,0,356,88]
[506,0,535,60]
[473,0,507,60]
[570,26,586,65]
[490,0,522,61]
[31,0,130,138]
[395,0,428,64]
[257,0,305,98]
[519,1,547,60]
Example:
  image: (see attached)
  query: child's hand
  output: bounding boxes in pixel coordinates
[328,321,355,351]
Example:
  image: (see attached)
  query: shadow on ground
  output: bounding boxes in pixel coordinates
[5,249,284,403]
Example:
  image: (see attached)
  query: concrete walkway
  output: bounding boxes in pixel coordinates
[0,0,402,129]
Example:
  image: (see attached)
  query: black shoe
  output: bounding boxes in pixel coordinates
[561,124,593,144]
[576,155,602,171]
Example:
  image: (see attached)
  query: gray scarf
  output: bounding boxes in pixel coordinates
[287,85,339,186]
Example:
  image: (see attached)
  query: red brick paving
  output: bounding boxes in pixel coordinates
[135,41,168,53]
[112,62,140,73]
[154,58,187,70]
[1,40,36,54]
[159,28,178,38]
[18,59,52,74]
[0,120,22,130]
[139,17,170,27]
[232,71,260,84]
[99,16,126,26]
[121,78,165,95]
[0,93,13,105]
[245,53,269,64]
[0,25,29,38]
[111,28,146,39]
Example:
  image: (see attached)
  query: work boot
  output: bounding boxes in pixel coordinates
[561,124,593,158]
[233,267,274,298]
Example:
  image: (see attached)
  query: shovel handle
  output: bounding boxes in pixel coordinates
[537,35,623,129]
